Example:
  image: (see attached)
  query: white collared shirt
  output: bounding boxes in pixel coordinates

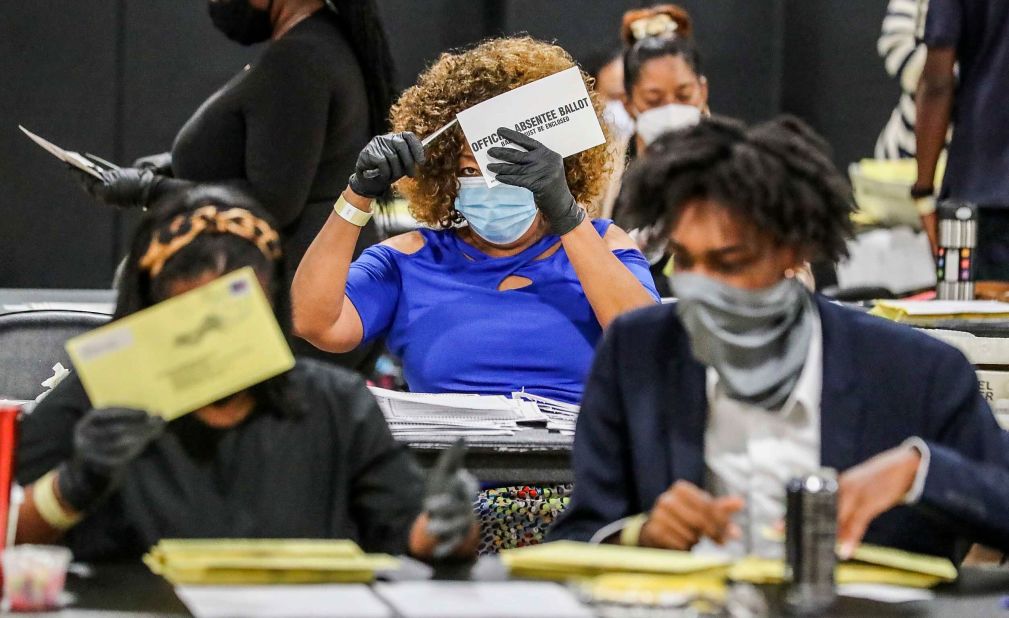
[699,312,823,559]
[590,304,932,550]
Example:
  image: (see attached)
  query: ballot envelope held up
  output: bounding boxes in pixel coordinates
[66,267,295,420]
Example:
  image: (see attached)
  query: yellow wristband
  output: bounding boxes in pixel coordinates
[32,470,83,531]
[333,194,373,227]
[620,513,649,546]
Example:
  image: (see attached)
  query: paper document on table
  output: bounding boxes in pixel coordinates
[871,299,1009,322]
[368,387,546,438]
[66,268,294,420]
[513,391,579,434]
[176,584,393,618]
[374,581,593,618]
[369,387,544,421]
[145,538,398,585]
[837,583,935,603]
[456,66,605,186]
[728,542,956,590]
[501,541,730,580]
[849,543,957,580]
[19,125,119,180]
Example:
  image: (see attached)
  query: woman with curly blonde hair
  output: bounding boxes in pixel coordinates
[293,36,658,404]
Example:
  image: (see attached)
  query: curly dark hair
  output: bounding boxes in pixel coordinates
[390,36,612,228]
[618,115,855,262]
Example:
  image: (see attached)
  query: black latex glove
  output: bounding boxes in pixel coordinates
[348,132,425,199]
[132,152,173,177]
[70,167,162,209]
[424,439,478,559]
[56,407,165,512]
[486,127,586,236]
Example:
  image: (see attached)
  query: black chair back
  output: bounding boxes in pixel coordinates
[0,310,110,401]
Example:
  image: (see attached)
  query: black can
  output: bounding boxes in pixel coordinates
[785,469,838,615]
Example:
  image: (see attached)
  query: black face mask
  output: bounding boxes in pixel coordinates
[208,0,274,46]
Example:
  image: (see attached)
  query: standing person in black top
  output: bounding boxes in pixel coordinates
[14,185,478,562]
[72,0,395,369]
[913,0,1009,280]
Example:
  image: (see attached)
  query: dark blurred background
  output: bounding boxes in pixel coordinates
[0,0,895,288]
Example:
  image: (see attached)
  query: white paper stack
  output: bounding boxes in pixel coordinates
[368,387,546,438]
[374,581,593,618]
[512,391,580,435]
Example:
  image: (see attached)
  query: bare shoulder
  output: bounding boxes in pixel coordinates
[602,223,640,251]
[380,231,427,255]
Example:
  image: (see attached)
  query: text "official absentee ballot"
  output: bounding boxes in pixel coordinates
[470,96,591,153]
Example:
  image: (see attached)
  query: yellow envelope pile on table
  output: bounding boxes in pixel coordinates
[502,541,731,582]
[728,543,957,589]
[870,299,1009,324]
[501,541,957,595]
[144,539,399,585]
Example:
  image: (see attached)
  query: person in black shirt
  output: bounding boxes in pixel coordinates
[913,0,1009,280]
[72,0,396,369]
[15,186,477,562]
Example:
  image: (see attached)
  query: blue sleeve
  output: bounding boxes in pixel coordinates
[924,0,962,48]
[344,246,401,343]
[592,219,661,303]
[614,248,661,302]
[918,346,1009,551]
[547,319,637,542]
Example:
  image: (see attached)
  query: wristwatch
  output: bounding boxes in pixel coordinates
[333,194,372,227]
[910,184,935,200]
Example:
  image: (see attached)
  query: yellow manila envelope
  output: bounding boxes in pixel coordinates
[66,267,294,420]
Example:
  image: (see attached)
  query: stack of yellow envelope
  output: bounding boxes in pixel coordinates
[144,539,399,585]
[500,541,731,582]
[870,299,1009,324]
[728,544,957,589]
[502,541,956,591]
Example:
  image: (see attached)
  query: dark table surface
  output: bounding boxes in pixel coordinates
[18,561,1009,617]
[408,428,572,484]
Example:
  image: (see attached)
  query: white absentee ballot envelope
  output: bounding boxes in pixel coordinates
[455,66,606,186]
[65,267,294,420]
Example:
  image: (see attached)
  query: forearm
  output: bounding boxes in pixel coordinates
[291,188,368,343]
[914,72,954,192]
[15,472,78,545]
[561,219,656,328]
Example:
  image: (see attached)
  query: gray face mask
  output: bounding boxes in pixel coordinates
[670,272,815,410]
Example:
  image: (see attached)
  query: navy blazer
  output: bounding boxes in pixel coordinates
[548,296,1009,560]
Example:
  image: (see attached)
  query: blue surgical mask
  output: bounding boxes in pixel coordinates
[454,177,538,245]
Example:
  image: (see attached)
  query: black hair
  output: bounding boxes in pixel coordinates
[114,184,300,414]
[582,47,623,81]
[619,115,855,262]
[326,0,397,135]
[623,34,703,95]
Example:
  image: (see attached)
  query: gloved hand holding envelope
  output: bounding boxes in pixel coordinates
[454,66,606,187]
[65,268,294,420]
